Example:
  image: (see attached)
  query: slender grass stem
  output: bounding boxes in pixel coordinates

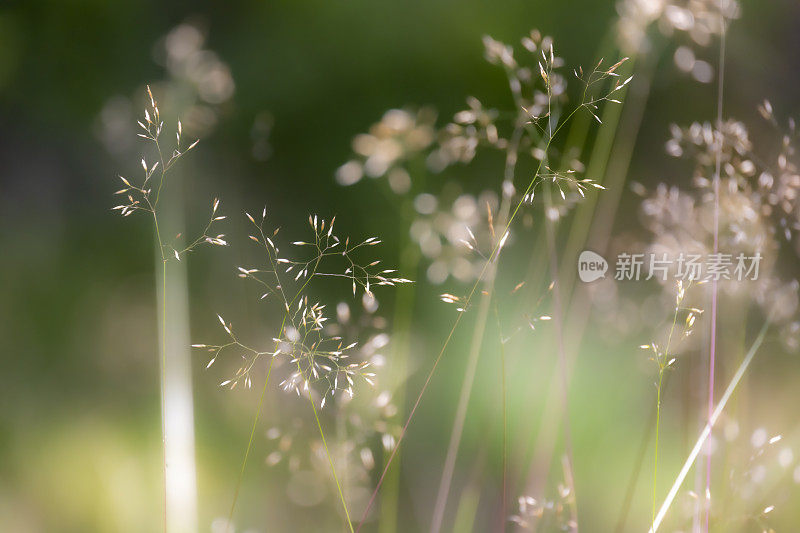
[380,179,424,533]
[514,49,637,511]
[357,51,626,531]
[492,301,508,532]
[452,479,482,532]
[614,373,668,533]
[650,320,769,533]
[356,307,466,533]
[430,290,493,533]
[226,353,276,532]
[430,118,524,533]
[543,186,578,531]
[154,204,168,533]
[161,258,167,533]
[309,394,355,532]
[653,299,680,525]
[357,136,556,532]
[705,16,727,532]
[652,373,662,526]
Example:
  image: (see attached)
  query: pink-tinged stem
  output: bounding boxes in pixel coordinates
[705,18,727,533]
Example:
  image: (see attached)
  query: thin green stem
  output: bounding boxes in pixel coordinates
[380,196,421,533]
[492,301,508,532]
[226,312,285,532]
[227,244,345,529]
[309,394,354,532]
[226,355,276,531]
[430,289,493,533]
[543,185,579,531]
[705,17,728,532]
[652,371,662,526]
[430,117,523,533]
[161,258,167,533]
[653,297,681,526]
[154,139,168,208]
[358,138,554,533]
[650,320,770,533]
[293,257,354,531]
[153,205,168,533]
[357,57,622,528]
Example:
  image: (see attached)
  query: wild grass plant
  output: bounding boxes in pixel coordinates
[109,4,800,531]
[339,11,797,531]
[114,86,227,530]
[194,210,410,531]
[639,280,702,525]
[339,31,631,532]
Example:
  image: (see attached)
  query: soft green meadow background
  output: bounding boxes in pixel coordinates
[1,1,800,531]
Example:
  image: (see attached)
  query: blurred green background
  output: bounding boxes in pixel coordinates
[2,1,800,531]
